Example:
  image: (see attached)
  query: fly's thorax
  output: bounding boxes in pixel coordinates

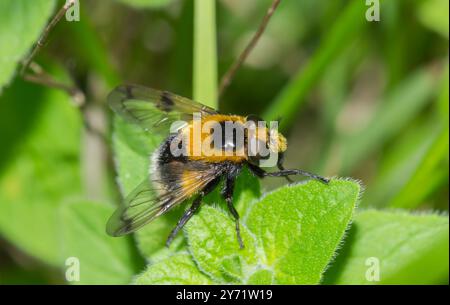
[168,115,248,162]
[165,113,285,167]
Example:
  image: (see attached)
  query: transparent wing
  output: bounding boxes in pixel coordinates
[106,161,222,237]
[108,84,218,134]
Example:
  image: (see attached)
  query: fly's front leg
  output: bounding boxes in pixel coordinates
[222,176,244,249]
[248,163,329,184]
[277,163,294,184]
[277,153,294,183]
[265,169,329,184]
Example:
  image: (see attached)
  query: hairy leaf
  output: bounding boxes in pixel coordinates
[134,252,212,284]
[185,206,259,283]
[246,179,360,284]
[323,210,449,284]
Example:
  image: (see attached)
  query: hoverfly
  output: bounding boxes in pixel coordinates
[106,85,329,248]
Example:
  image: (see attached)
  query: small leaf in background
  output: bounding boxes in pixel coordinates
[185,206,259,283]
[114,0,173,9]
[246,179,360,284]
[0,80,82,266]
[323,210,449,284]
[0,0,56,92]
[60,201,143,285]
[134,252,212,284]
[246,268,275,285]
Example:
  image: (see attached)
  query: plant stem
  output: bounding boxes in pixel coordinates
[218,0,282,99]
[193,0,217,109]
[21,0,77,75]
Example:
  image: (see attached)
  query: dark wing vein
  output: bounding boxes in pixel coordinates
[108,84,218,135]
[106,163,222,237]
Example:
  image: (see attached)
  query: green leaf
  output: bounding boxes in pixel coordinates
[246,268,275,285]
[60,201,143,284]
[114,0,173,9]
[0,0,56,92]
[193,0,217,108]
[323,210,449,284]
[185,206,259,283]
[134,252,212,284]
[246,179,360,284]
[0,79,82,266]
[133,179,359,285]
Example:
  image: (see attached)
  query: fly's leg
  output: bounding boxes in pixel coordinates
[165,177,220,248]
[247,163,329,184]
[21,1,86,107]
[21,0,77,75]
[277,163,294,184]
[165,195,202,248]
[265,169,330,184]
[277,153,294,183]
[222,176,244,249]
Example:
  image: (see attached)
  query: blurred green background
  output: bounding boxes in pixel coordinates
[0,0,448,284]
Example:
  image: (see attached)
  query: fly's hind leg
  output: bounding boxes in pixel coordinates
[277,153,294,183]
[223,176,244,249]
[265,169,330,184]
[166,178,220,247]
[248,163,329,184]
[277,163,294,184]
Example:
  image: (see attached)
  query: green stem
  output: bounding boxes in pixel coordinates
[193,0,217,109]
